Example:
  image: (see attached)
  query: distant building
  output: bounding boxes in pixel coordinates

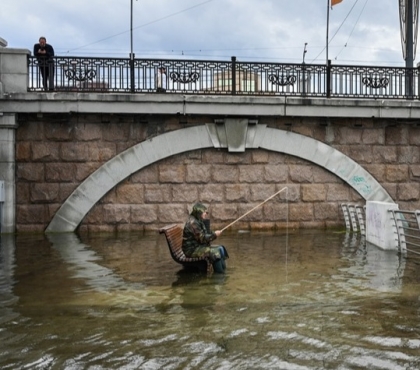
[212,71,260,93]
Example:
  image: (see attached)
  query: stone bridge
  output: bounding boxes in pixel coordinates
[1,47,420,234]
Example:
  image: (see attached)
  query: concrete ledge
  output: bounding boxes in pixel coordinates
[0,47,30,56]
[2,93,420,119]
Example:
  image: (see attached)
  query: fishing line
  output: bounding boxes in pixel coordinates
[285,186,289,283]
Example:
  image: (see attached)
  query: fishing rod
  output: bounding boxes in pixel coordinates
[220,186,288,232]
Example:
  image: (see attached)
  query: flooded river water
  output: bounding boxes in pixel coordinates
[1,229,419,369]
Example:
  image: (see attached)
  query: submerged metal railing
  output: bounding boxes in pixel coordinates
[389,209,420,256]
[341,203,366,236]
[341,203,420,257]
[28,56,420,99]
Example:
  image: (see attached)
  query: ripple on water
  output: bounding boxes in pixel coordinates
[0,231,419,369]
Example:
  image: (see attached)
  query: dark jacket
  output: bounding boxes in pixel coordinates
[33,43,54,60]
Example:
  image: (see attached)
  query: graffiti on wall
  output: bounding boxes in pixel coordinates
[350,175,372,196]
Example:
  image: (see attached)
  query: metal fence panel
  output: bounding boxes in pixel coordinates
[28,56,420,99]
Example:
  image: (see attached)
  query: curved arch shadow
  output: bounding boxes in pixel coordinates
[46,124,393,233]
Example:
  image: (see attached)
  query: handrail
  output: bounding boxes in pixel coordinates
[341,203,420,257]
[28,55,420,99]
[341,203,365,236]
[389,209,420,256]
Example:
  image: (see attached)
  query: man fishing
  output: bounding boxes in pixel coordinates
[182,202,228,273]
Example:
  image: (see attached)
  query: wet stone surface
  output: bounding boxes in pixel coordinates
[0,229,420,369]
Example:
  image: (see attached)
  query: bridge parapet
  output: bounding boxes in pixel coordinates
[23,53,420,100]
[1,46,419,99]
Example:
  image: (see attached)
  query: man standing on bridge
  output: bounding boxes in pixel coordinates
[33,36,55,91]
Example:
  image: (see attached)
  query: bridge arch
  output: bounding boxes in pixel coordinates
[46,121,394,233]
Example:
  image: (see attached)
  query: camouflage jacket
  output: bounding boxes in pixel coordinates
[182,215,217,257]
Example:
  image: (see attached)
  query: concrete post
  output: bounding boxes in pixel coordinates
[0,47,30,94]
[0,180,4,233]
[366,201,399,250]
[0,114,17,233]
[0,47,28,233]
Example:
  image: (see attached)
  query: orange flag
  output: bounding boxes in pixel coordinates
[331,0,342,5]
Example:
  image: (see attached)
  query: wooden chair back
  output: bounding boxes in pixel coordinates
[159,224,213,273]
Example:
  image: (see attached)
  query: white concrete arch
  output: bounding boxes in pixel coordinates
[46,121,394,233]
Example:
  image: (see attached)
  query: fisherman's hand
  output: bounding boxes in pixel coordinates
[215,230,222,237]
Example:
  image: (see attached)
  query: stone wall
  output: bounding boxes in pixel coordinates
[15,113,420,233]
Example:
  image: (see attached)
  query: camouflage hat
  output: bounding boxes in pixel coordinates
[191,202,207,218]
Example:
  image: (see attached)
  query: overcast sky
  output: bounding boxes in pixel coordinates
[0,0,415,66]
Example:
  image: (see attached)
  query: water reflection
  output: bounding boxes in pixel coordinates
[341,232,406,293]
[0,235,19,326]
[0,230,419,369]
[48,233,140,292]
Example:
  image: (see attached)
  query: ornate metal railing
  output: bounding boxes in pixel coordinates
[28,56,420,99]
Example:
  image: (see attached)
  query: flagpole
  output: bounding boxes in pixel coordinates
[326,0,330,66]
